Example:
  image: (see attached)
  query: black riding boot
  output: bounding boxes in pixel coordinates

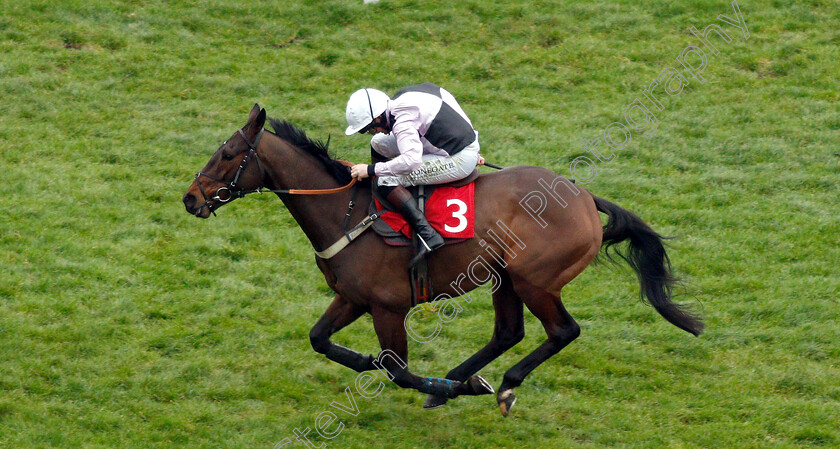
[382,185,445,267]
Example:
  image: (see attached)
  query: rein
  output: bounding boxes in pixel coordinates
[193,126,382,258]
[193,128,357,216]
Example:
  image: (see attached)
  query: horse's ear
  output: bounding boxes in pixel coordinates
[255,108,266,130]
[248,103,261,123]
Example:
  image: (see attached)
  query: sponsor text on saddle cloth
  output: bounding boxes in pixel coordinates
[376,183,475,239]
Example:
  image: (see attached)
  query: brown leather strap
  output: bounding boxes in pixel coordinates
[284,160,357,195]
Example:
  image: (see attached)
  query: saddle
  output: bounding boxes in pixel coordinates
[369,169,480,306]
[369,168,480,246]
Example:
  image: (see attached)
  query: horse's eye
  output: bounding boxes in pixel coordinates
[222,153,234,161]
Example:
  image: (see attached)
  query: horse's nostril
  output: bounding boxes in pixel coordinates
[183,193,197,209]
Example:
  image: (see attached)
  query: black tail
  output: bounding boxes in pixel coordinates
[593,195,704,336]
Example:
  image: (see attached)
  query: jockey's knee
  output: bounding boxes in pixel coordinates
[370,133,399,158]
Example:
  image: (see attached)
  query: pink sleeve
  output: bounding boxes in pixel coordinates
[374,108,424,177]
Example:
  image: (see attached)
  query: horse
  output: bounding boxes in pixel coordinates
[182,104,704,416]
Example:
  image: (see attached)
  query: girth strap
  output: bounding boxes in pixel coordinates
[315,212,383,259]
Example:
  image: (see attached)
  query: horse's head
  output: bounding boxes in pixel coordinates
[183,104,267,218]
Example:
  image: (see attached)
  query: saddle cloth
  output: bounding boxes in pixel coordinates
[368,170,479,306]
[371,184,476,247]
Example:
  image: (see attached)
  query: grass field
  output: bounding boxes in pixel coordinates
[1,0,839,448]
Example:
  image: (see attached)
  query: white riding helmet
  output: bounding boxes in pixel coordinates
[345,88,390,135]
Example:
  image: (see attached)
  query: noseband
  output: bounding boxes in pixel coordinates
[194,129,264,216]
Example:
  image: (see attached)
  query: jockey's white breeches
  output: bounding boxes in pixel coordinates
[371,133,480,187]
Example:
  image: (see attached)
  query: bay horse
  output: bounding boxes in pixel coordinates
[182,104,703,416]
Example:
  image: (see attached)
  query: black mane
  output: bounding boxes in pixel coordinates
[268,118,352,185]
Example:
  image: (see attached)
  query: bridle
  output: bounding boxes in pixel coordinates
[193,128,357,216]
[191,124,388,260]
[193,128,264,216]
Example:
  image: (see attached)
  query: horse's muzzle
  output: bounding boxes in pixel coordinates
[183,192,198,212]
[183,192,211,218]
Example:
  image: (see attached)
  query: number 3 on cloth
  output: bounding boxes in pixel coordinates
[445,199,468,233]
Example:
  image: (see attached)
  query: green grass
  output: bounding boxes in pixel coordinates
[1,0,838,448]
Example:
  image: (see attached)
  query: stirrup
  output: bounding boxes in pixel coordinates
[409,235,443,268]
[409,237,431,268]
[417,235,433,252]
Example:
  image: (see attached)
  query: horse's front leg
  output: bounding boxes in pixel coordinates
[369,305,494,400]
[309,295,377,372]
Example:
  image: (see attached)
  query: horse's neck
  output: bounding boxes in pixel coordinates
[259,134,357,251]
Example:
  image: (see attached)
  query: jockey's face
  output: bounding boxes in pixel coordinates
[361,115,389,135]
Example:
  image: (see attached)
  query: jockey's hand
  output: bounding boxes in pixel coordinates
[350,164,370,180]
[477,155,485,166]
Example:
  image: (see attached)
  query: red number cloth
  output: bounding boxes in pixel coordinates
[375,183,475,239]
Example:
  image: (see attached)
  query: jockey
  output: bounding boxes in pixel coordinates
[345,83,484,267]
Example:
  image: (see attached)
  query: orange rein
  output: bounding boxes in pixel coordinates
[282,160,358,196]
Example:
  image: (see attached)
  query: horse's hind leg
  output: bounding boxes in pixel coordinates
[369,305,496,400]
[496,274,580,417]
[423,270,525,409]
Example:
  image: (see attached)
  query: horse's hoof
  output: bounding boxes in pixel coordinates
[467,375,495,396]
[423,394,448,409]
[497,389,516,417]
